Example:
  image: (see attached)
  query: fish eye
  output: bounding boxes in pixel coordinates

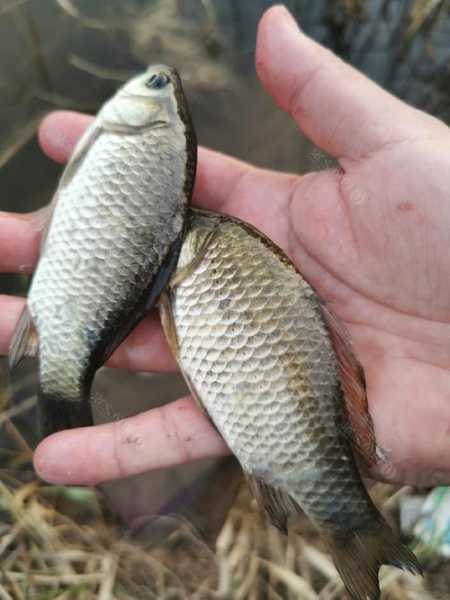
[145,73,170,90]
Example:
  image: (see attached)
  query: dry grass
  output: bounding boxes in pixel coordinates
[0,397,435,600]
[407,0,447,37]
[0,384,435,598]
[0,476,435,599]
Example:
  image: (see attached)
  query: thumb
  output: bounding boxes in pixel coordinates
[255,5,446,162]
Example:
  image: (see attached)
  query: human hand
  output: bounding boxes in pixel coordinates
[2,5,450,487]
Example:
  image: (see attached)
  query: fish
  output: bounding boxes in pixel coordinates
[9,65,197,438]
[159,208,422,600]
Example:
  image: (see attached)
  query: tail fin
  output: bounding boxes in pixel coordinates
[38,392,93,439]
[326,520,422,600]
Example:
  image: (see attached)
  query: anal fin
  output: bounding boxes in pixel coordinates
[244,473,302,534]
[9,306,38,370]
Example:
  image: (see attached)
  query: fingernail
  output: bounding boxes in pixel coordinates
[34,442,73,483]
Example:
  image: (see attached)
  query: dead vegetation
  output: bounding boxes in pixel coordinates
[0,387,437,600]
[0,467,436,599]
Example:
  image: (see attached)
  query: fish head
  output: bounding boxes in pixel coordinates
[99,65,187,131]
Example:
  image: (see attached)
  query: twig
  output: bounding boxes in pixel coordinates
[301,543,339,582]
[0,524,22,561]
[1,572,103,584]
[33,89,97,112]
[0,398,36,427]
[258,558,319,600]
[68,55,131,82]
[407,0,446,37]
[56,0,132,30]
[0,118,42,169]
[98,554,117,600]
[0,585,13,600]
[0,0,28,16]
[3,421,33,458]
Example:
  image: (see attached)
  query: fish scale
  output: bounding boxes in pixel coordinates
[165,209,421,599]
[10,65,196,438]
[31,128,185,402]
[171,215,374,528]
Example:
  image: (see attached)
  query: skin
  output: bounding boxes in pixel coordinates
[1,5,450,487]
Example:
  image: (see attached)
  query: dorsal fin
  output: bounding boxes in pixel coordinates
[320,304,378,470]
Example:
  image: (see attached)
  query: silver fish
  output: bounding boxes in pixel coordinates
[160,208,422,600]
[9,65,196,437]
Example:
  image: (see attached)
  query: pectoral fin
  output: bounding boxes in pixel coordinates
[9,306,38,370]
[168,229,217,290]
[159,291,180,359]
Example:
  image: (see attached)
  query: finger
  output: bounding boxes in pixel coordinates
[194,147,252,209]
[0,211,43,273]
[256,6,446,162]
[38,112,276,227]
[0,113,92,274]
[195,148,294,247]
[38,111,93,163]
[37,111,256,208]
[33,396,229,485]
[357,331,450,486]
[107,310,177,372]
[38,111,298,251]
[0,296,25,355]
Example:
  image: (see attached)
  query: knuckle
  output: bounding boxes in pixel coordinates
[112,419,133,479]
[158,404,191,465]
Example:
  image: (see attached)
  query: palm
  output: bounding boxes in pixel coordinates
[2,6,450,486]
[277,140,450,486]
[191,130,450,486]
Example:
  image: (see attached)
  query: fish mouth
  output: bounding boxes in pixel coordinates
[147,65,182,88]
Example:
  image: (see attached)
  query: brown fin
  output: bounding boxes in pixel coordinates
[320,304,379,469]
[245,474,302,534]
[9,306,38,370]
[326,520,422,600]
